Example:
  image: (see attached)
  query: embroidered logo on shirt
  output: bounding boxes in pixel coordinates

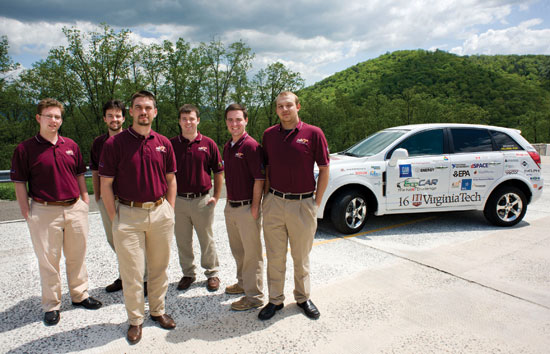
[156,146,166,153]
[198,146,208,152]
[235,152,244,159]
[65,150,74,156]
[296,138,309,145]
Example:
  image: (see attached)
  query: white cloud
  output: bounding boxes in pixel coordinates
[451,19,550,55]
[2,1,549,84]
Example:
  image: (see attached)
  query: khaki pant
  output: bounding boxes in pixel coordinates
[174,195,219,278]
[262,193,318,304]
[98,198,147,280]
[27,199,90,312]
[113,200,174,326]
[224,203,263,303]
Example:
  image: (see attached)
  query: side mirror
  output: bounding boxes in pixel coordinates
[388,148,409,167]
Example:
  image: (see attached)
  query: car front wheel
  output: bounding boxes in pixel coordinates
[483,186,527,227]
[330,191,368,234]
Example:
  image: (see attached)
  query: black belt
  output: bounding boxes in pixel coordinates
[32,197,79,206]
[229,200,252,208]
[178,191,208,199]
[269,188,314,200]
[118,196,164,209]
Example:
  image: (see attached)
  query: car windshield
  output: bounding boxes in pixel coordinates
[341,130,408,157]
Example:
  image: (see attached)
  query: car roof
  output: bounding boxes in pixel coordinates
[385,123,521,135]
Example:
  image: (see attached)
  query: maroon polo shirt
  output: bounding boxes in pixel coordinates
[99,127,176,202]
[170,132,223,194]
[89,133,109,170]
[262,120,330,193]
[223,133,265,201]
[10,134,86,201]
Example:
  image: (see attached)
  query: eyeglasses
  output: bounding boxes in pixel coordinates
[40,114,62,120]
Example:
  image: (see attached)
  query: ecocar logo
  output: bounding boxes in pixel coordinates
[397,178,438,188]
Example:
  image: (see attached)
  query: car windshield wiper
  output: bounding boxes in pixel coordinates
[341,151,360,157]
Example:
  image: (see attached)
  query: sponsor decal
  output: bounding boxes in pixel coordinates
[415,167,435,173]
[530,176,541,181]
[155,146,166,153]
[412,194,423,207]
[451,181,460,189]
[371,165,381,170]
[461,179,472,191]
[434,165,448,169]
[505,158,519,163]
[505,169,519,175]
[453,170,470,177]
[198,146,208,152]
[473,170,494,175]
[475,156,481,160]
[296,138,309,145]
[355,171,369,175]
[235,152,244,159]
[399,164,412,177]
[488,162,501,166]
[533,184,538,189]
[65,149,74,155]
[470,163,489,168]
[501,145,519,150]
[473,177,494,181]
[521,161,528,167]
[397,178,438,190]
[369,171,381,177]
[443,156,449,161]
[516,152,529,157]
[399,192,482,207]
[473,183,487,188]
[452,163,468,169]
[524,169,540,174]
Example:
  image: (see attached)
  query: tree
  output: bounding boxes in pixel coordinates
[252,62,305,131]
[203,39,254,143]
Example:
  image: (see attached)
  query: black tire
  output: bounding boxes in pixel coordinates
[330,191,368,234]
[483,186,527,227]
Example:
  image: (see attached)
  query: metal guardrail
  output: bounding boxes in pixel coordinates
[0,168,92,183]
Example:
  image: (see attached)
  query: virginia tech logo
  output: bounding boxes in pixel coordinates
[235,152,244,159]
[198,146,208,152]
[65,150,74,156]
[156,146,166,153]
[296,138,309,145]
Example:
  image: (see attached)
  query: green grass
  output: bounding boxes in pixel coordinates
[0,177,95,201]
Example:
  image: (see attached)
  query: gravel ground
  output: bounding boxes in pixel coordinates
[0,157,548,353]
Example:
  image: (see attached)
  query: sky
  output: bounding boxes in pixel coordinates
[1,0,550,86]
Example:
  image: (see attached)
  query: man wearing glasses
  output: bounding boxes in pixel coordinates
[11,98,102,326]
[100,91,177,344]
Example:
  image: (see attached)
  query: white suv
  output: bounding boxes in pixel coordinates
[317,124,544,234]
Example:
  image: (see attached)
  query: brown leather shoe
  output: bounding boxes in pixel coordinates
[105,278,122,292]
[127,324,142,344]
[151,314,176,329]
[207,277,220,291]
[177,276,196,290]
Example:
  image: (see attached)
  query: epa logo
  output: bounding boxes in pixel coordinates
[453,170,470,177]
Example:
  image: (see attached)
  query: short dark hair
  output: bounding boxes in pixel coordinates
[102,99,126,117]
[225,103,248,120]
[178,104,200,117]
[130,90,156,108]
[37,98,64,116]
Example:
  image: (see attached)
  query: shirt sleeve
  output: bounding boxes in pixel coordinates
[165,139,177,174]
[74,144,87,175]
[247,143,266,180]
[314,128,330,166]
[10,144,28,182]
[210,141,224,173]
[98,137,117,177]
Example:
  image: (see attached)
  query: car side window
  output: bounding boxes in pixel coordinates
[490,130,522,151]
[394,129,444,156]
[451,128,493,153]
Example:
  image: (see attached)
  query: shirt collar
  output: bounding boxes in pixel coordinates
[35,133,64,145]
[128,126,155,140]
[179,132,202,144]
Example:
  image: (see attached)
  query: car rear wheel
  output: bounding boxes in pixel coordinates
[483,186,527,227]
[330,191,368,234]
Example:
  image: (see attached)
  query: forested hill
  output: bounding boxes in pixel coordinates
[298,50,550,152]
